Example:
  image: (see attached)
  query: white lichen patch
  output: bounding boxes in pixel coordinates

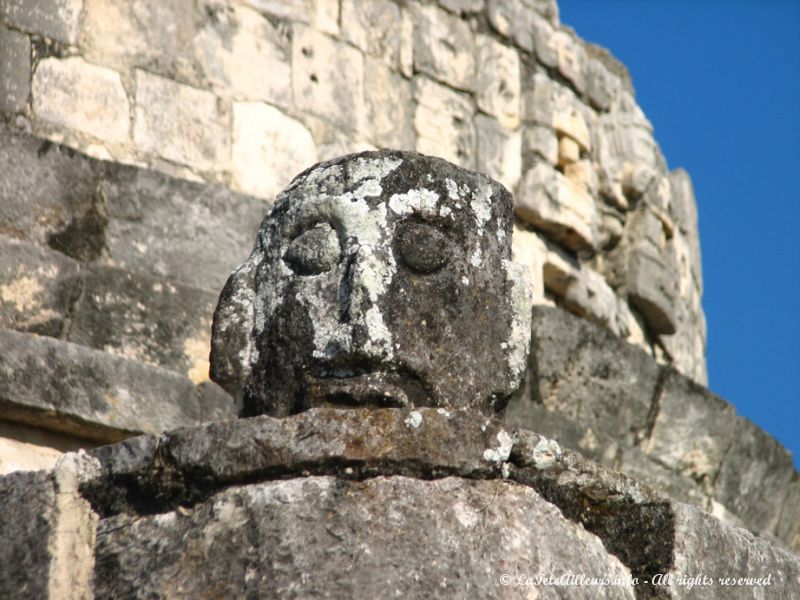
[445,178,459,200]
[388,187,440,217]
[531,438,562,469]
[348,156,402,184]
[452,501,480,528]
[483,429,514,463]
[404,410,423,428]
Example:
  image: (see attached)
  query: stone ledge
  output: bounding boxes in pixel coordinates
[0,328,235,443]
[2,408,797,599]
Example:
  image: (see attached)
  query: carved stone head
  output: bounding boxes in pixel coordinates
[211,150,531,417]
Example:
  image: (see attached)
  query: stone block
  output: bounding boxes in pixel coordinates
[522,124,558,165]
[32,57,130,145]
[0,329,216,441]
[562,266,628,337]
[133,70,229,172]
[292,26,365,134]
[0,420,85,475]
[510,224,546,304]
[552,29,586,93]
[67,265,218,382]
[776,475,800,554]
[0,235,81,337]
[554,109,591,152]
[79,0,200,86]
[669,502,800,599]
[475,114,521,192]
[669,167,703,291]
[1,0,81,44]
[414,76,475,169]
[475,34,521,130]
[412,3,475,92]
[301,114,377,162]
[231,101,318,200]
[515,305,660,446]
[439,0,484,14]
[195,3,291,107]
[643,369,738,491]
[0,24,30,113]
[558,135,580,166]
[486,0,540,51]
[713,417,795,536]
[616,446,707,508]
[0,469,56,599]
[363,56,415,150]
[94,476,635,599]
[515,163,598,252]
[102,163,270,291]
[584,53,616,112]
[340,0,403,69]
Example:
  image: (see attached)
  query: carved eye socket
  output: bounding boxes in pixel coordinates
[395,221,452,274]
[284,223,340,275]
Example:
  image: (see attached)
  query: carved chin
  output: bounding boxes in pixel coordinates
[304,369,431,409]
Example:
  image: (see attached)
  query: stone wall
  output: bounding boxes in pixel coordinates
[0,0,706,383]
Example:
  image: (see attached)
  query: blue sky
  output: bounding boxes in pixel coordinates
[558,0,800,466]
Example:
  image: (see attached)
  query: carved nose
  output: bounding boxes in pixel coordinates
[338,243,370,324]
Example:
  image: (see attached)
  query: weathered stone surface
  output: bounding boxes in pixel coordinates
[510,225,547,304]
[0,24,30,114]
[133,70,229,172]
[0,420,86,475]
[516,163,598,251]
[617,445,708,508]
[196,3,292,106]
[340,0,403,68]
[0,329,232,442]
[211,150,531,417]
[67,265,218,381]
[475,114,521,192]
[439,0,484,15]
[1,0,81,44]
[0,236,81,337]
[292,26,365,134]
[486,0,544,51]
[643,369,737,493]
[231,101,318,200]
[626,205,679,335]
[363,56,415,150]
[413,4,475,92]
[668,168,703,292]
[508,305,659,447]
[414,76,476,169]
[713,417,795,536]
[475,34,521,130]
[522,123,558,165]
[102,164,270,291]
[776,475,800,555]
[669,502,800,599]
[94,476,635,600]
[0,469,56,599]
[32,57,131,145]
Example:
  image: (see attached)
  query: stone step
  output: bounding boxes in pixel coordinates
[0,328,236,444]
[0,121,268,292]
[1,234,220,381]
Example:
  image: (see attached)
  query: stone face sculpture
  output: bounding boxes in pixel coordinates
[210,150,531,417]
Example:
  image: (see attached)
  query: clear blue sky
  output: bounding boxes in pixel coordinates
[559,0,800,466]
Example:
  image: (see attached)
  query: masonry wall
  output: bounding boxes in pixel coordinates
[0,0,706,384]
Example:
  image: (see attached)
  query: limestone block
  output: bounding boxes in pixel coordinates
[340,0,403,69]
[669,168,703,291]
[643,369,738,492]
[776,475,800,554]
[0,329,227,442]
[293,26,365,133]
[584,54,616,112]
[558,135,580,165]
[94,476,634,599]
[522,124,558,165]
[485,0,539,51]
[562,267,628,337]
[414,76,475,169]
[32,57,130,145]
[195,4,291,106]
[244,0,338,32]
[515,163,598,252]
[475,34,521,130]
[67,265,218,382]
[510,225,546,304]
[0,420,86,475]
[439,0,484,15]
[102,163,269,291]
[412,4,475,92]
[521,72,555,124]
[616,446,708,508]
[231,102,318,200]
[0,236,81,337]
[713,417,795,536]
[514,305,660,447]
[0,25,30,113]
[133,70,229,172]
[554,109,591,152]
[475,114,521,192]
[0,469,57,598]
[363,56,415,150]
[302,114,377,162]
[399,7,414,78]
[79,0,200,85]
[669,502,800,599]
[552,29,586,93]
[1,0,81,44]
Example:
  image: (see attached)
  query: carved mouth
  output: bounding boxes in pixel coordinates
[306,369,428,409]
